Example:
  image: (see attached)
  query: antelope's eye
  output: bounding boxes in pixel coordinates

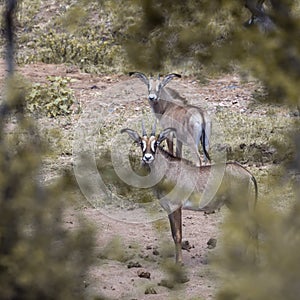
[141,140,147,152]
[150,140,157,153]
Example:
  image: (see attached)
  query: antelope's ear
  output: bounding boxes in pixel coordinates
[129,72,149,86]
[121,128,142,144]
[157,128,176,144]
[159,73,181,88]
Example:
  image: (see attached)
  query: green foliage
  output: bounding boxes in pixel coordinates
[0,76,95,299]
[120,0,300,105]
[96,149,156,204]
[215,107,296,164]
[97,237,134,263]
[9,0,126,74]
[19,30,124,74]
[216,192,300,300]
[26,76,75,117]
[159,260,189,287]
[112,0,242,73]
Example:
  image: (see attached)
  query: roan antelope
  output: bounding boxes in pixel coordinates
[129,72,211,165]
[121,124,258,264]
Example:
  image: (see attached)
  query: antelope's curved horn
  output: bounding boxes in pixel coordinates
[129,72,149,87]
[160,73,181,89]
[141,119,147,136]
[151,119,157,136]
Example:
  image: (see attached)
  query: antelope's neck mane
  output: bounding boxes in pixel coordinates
[157,146,198,167]
[164,87,187,104]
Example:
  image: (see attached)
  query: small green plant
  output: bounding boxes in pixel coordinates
[19,30,124,74]
[97,237,134,263]
[26,76,76,117]
[34,31,121,73]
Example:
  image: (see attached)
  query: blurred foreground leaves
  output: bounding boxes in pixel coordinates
[0,75,95,299]
[216,189,300,300]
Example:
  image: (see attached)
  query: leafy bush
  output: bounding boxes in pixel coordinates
[26,76,76,117]
[10,0,127,74]
[19,30,125,74]
[0,71,95,299]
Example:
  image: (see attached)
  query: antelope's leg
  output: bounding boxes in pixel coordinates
[195,149,202,167]
[175,140,183,158]
[166,138,174,156]
[168,207,183,264]
[191,142,202,166]
[194,126,204,166]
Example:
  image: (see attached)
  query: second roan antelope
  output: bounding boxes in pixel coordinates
[121,124,258,264]
[129,72,211,165]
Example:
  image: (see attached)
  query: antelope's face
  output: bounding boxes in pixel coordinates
[129,72,181,104]
[121,126,176,165]
[148,78,160,103]
[140,135,158,164]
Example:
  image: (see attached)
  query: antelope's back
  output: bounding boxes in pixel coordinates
[182,162,257,213]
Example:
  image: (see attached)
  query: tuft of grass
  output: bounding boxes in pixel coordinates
[25,76,76,118]
[18,30,125,74]
[10,1,128,74]
[97,237,134,263]
[214,107,295,164]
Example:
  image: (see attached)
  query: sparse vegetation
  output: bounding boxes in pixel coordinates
[97,236,135,263]
[5,0,127,74]
[26,76,76,117]
[215,107,296,164]
[18,30,124,73]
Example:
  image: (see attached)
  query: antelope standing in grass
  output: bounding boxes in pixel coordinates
[129,72,211,165]
[121,124,258,264]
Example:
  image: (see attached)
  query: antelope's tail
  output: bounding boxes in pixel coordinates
[201,128,211,162]
[251,175,258,209]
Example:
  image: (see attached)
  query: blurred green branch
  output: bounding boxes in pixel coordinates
[0,1,95,299]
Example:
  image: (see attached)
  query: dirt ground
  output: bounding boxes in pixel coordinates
[0,60,278,300]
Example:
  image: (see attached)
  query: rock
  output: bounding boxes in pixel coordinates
[127,261,142,268]
[181,240,194,251]
[137,270,151,279]
[207,238,217,249]
[239,143,247,150]
[145,287,157,294]
[152,249,159,256]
